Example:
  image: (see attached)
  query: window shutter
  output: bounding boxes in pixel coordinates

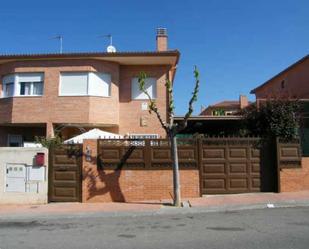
[88,73,111,97]
[131,77,156,100]
[18,73,44,82]
[60,73,88,95]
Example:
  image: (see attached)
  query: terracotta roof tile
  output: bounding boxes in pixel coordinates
[0,50,180,59]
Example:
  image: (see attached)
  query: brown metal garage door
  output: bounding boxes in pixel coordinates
[200,138,277,194]
[48,145,82,202]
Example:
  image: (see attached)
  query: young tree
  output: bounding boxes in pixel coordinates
[138,66,200,207]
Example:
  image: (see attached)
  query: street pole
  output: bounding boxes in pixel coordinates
[171,134,181,207]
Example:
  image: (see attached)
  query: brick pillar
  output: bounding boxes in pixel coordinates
[82,139,98,202]
[239,95,249,109]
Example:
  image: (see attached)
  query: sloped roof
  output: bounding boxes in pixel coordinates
[208,100,240,108]
[0,50,180,59]
[251,54,309,94]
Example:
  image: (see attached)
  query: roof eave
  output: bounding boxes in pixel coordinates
[0,50,180,67]
[250,54,309,94]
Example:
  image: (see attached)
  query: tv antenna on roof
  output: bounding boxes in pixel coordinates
[50,35,63,53]
[98,34,116,53]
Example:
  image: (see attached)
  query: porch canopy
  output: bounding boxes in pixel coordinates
[64,128,123,144]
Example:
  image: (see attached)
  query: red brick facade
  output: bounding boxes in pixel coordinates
[280,158,309,192]
[82,139,200,203]
[0,51,179,145]
[251,55,309,100]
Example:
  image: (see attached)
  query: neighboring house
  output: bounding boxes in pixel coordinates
[251,55,309,100]
[0,28,179,146]
[250,54,309,155]
[174,95,249,137]
[174,115,243,137]
[200,95,249,116]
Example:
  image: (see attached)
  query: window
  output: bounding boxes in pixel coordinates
[5,83,14,97]
[131,77,156,100]
[2,75,15,97]
[60,72,111,96]
[281,80,285,89]
[33,82,43,95]
[20,82,31,95]
[2,73,44,97]
[60,73,88,95]
[19,81,43,96]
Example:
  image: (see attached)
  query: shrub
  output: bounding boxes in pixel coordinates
[241,99,300,140]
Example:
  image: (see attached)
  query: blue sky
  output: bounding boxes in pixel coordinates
[0,0,308,114]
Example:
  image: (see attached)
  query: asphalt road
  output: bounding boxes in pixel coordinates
[0,207,309,249]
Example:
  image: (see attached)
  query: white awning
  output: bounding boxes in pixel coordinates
[64,128,123,144]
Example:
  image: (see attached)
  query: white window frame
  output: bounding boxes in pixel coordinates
[3,82,15,97]
[59,72,111,97]
[19,81,44,96]
[131,77,157,100]
[1,73,44,98]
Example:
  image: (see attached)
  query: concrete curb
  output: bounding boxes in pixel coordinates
[1,200,309,220]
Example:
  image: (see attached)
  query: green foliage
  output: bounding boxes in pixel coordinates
[138,71,157,114]
[212,109,225,116]
[165,79,175,115]
[138,66,200,135]
[35,135,63,149]
[241,100,300,140]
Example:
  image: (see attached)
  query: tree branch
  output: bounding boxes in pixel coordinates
[176,66,200,133]
[165,78,175,128]
[138,72,169,133]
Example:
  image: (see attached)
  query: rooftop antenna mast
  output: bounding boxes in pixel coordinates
[50,35,63,53]
[98,34,116,52]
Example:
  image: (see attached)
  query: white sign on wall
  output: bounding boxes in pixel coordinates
[141,102,148,111]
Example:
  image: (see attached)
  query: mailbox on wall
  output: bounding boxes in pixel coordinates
[35,153,45,166]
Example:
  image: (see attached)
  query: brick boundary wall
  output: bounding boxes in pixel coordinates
[280,157,309,192]
[82,139,200,203]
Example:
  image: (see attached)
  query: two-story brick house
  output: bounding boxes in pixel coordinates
[251,54,309,155]
[0,29,179,146]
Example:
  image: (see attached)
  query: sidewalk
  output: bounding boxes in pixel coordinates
[188,190,309,211]
[1,191,309,218]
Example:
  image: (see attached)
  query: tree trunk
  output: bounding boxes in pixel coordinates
[170,133,181,207]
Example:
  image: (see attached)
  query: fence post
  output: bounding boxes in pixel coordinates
[197,138,203,197]
[145,139,151,169]
[275,137,281,193]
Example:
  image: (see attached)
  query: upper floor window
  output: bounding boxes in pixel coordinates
[131,77,156,100]
[3,75,15,97]
[2,73,44,97]
[59,72,111,97]
[18,73,44,96]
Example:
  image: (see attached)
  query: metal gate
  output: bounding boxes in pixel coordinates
[200,138,277,194]
[48,145,82,202]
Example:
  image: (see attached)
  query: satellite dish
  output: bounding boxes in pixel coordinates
[107,45,116,53]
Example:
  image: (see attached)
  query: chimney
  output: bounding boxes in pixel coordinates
[239,95,249,109]
[156,28,168,51]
